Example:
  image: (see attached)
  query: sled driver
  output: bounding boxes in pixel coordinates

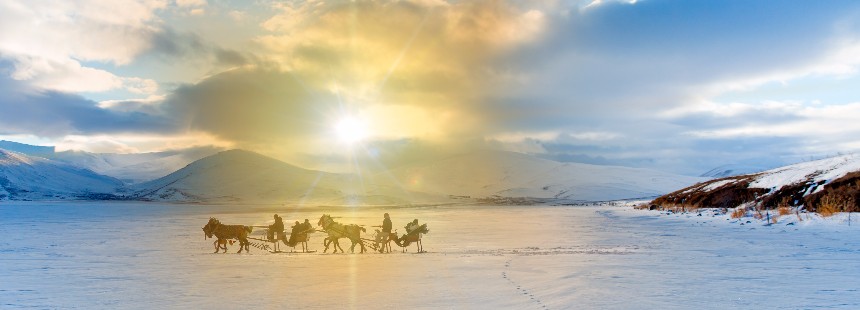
[382,213,392,234]
[268,214,285,241]
[406,219,419,234]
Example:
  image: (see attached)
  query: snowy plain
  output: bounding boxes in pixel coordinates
[2,201,860,309]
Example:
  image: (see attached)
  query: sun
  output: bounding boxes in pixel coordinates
[334,116,369,144]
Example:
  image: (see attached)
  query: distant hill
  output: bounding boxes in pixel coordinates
[373,150,707,202]
[0,140,219,184]
[0,145,710,204]
[0,140,54,157]
[51,147,219,184]
[130,149,705,204]
[0,149,123,200]
[652,154,860,212]
[700,164,768,178]
[129,149,431,204]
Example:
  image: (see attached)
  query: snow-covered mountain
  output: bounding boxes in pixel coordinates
[51,147,220,184]
[653,154,860,211]
[0,141,219,184]
[0,140,55,157]
[132,149,705,204]
[130,149,434,204]
[0,149,123,200]
[0,145,708,204]
[373,150,707,202]
[700,164,768,178]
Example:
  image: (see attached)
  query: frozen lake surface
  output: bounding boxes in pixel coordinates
[2,202,860,309]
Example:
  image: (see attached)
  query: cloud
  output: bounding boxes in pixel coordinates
[251,0,548,142]
[1,0,556,161]
[500,1,860,116]
[0,74,174,137]
[98,95,165,114]
[162,68,332,146]
[0,0,252,95]
[456,0,860,174]
[0,1,165,64]
[228,10,246,22]
[146,27,207,60]
[54,133,229,154]
[0,0,166,93]
[7,0,860,175]
[675,101,860,141]
[579,0,638,12]
[142,25,254,72]
[6,56,124,93]
[175,0,205,7]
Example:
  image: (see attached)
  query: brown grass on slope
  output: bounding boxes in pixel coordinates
[651,175,768,210]
[804,172,860,214]
[650,171,860,215]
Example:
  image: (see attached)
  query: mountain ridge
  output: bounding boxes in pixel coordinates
[377,150,706,201]
[1,144,708,204]
[50,147,220,184]
[0,148,123,200]
[652,153,860,212]
[700,164,768,178]
[128,148,708,204]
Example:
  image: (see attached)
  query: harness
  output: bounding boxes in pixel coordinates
[321,218,346,236]
[203,220,221,239]
[320,217,359,239]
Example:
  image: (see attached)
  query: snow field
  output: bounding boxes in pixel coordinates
[2,202,859,309]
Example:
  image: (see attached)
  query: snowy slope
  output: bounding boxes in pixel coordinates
[51,147,219,184]
[130,149,432,204]
[0,140,54,156]
[0,149,123,200]
[700,164,768,178]
[654,153,860,210]
[132,149,331,202]
[749,154,860,190]
[372,150,706,201]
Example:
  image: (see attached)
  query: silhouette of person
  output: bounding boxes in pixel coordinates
[268,214,284,241]
[382,213,392,233]
[406,219,419,234]
[287,221,302,245]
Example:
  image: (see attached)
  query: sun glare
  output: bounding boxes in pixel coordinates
[335,116,369,144]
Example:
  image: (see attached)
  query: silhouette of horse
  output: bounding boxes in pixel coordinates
[202,218,253,253]
[317,214,366,253]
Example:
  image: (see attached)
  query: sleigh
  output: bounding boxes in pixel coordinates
[247,227,316,253]
[284,230,315,253]
[394,224,429,253]
[362,230,399,253]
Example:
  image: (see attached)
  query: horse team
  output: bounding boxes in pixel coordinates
[201,214,429,254]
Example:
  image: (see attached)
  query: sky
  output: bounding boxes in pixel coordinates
[3,0,860,176]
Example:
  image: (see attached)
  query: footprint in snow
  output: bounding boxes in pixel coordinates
[502,257,549,309]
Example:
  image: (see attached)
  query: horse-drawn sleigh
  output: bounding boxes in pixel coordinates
[201,214,429,254]
[247,226,315,253]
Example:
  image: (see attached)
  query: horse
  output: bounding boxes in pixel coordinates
[394,223,429,253]
[317,214,366,253]
[202,218,253,253]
